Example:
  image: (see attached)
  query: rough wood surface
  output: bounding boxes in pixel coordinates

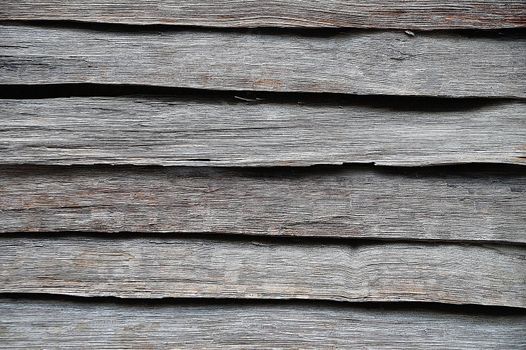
[1,165,525,243]
[1,299,525,349]
[1,97,525,166]
[0,237,524,307]
[2,0,525,30]
[1,25,524,98]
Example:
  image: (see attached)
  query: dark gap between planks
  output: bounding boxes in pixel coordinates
[1,19,525,37]
[3,162,525,179]
[1,230,524,247]
[0,84,520,112]
[0,293,525,315]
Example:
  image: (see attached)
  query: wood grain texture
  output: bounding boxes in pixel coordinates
[1,165,525,243]
[0,237,524,307]
[1,25,524,98]
[1,299,525,349]
[1,0,525,29]
[1,97,525,166]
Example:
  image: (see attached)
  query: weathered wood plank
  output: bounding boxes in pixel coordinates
[0,237,524,307]
[1,165,525,243]
[1,299,525,349]
[1,25,524,98]
[2,0,525,30]
[1,97,525,166]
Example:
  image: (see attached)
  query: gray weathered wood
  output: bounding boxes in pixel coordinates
[1,25,524,98]
[1,165,525,243]
[0,237,524,307]
[1,299,525,349]
[1,0,525,30]
[1,97,525,166]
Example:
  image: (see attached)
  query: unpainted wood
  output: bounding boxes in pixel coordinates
[1,299,525,349]
[1,98,525,166]
[1,0,525,29]
[1,165,525,243]
[1,25,524,98]
[0,237,524,307]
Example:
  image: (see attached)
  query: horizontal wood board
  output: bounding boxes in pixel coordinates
[1,98,525,166]
[1,237,524,307]
[1,25,525,98]
[1,299,525,349]
[1,165,525,243]
[1,1,526,29]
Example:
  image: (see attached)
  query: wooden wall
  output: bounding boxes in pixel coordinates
[0,1,525,348]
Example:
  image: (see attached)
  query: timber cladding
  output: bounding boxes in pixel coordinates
[0,1,525,349]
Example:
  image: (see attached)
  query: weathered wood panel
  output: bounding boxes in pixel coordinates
[2,0,525,30]
[1,98,525,166]
[1,25,524,98]
[1,165,525,243]
[1,299,525,349]
[1,237,524,307]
